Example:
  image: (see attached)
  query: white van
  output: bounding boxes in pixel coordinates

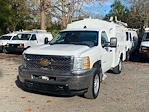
[125,29,138,60]
[140,28,149,55]
[130,29,138,51]
[4,30,53,53]
[18,19,127,99]
[0,32,19,52]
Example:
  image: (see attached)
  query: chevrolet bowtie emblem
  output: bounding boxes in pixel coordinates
[39,59,50,66]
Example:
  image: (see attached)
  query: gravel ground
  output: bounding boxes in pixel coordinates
[0,53,149,112]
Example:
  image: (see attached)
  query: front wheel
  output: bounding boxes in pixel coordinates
[113,59,122,74]
[2,47,8,53]
[84,72,100,99]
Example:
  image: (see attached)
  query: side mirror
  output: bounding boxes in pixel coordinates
[44,37,49,44]
[110,38,117,48]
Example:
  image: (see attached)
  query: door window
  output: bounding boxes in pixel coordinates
[126,32,129,41]
[30,34,37,40]
[101,31,109,48]
[129,33,132,41]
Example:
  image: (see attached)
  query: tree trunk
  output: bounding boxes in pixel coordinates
[40,9,46,30]
[40,0,46,30]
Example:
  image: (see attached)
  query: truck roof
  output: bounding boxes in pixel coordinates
[66,19,124,30]
[17,30,51,35]
[65,18,126,38]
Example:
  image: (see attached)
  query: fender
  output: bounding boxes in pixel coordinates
[93,60,103,82]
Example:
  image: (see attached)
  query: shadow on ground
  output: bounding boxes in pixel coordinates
[130,51,149,63]
[0,70,3,77]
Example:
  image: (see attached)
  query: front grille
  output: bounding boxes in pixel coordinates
[25,54,73,72]
[9,44,20,48]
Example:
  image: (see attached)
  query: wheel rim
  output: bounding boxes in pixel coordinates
[94,74,99,95]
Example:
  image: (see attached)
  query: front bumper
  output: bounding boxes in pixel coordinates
[18,65,95,95]
[139,48,149,55]
[5,46,25,53]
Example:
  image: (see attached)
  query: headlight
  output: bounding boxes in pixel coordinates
[6,43,9,47]
[18,44,24,48]
[141,46,149,50]
[73,56,90,74]
[20,44,24,47]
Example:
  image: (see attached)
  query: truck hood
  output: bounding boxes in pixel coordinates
[141,41,149,47]
[24,44,90,57]
[7,40,29,44]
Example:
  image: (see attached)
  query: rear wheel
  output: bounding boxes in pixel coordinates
[84,71,100,99]
[113,59,122,74]
[126,50,130,61]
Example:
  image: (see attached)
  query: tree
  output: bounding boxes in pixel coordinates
[104,0,147,28]
[0,0,33,34]
[0,0,11,34]
[29,0,108,29]
[126,0,149,28]
[8,0,31,31]
[105,0,129,21]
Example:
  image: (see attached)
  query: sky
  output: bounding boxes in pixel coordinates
[84,0,113,16]
[84,0,130,16]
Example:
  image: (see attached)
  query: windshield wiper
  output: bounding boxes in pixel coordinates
[69,42,90,47]
[50,42,91,47]
[50,42,64,45]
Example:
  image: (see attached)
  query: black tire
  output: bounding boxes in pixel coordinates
[113,59,122,74]
[2,47,8,53]
[126,50,130,61]
[84,71,100,99]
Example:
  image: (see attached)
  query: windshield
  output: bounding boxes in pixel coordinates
[0,36,12,40]
[143,32,149,41]
[51,31,98,47]
[12,34,31,40]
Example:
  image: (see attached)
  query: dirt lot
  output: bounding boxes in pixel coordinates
[0,53,149,112]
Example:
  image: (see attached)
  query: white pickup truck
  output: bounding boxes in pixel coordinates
[139,28,149,56]
[0,32,18,52]
[18,19,127,99]
[4,30,53,53]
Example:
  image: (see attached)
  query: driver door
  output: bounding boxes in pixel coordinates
[29,34,38,47]
[100,31,113,72]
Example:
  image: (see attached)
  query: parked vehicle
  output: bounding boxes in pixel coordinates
[4,30,53,53]
[0,32,19,52]
[139,28,149,55]
[125,29,138,60]
[18,19,127,99]
[130,29,138,52]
